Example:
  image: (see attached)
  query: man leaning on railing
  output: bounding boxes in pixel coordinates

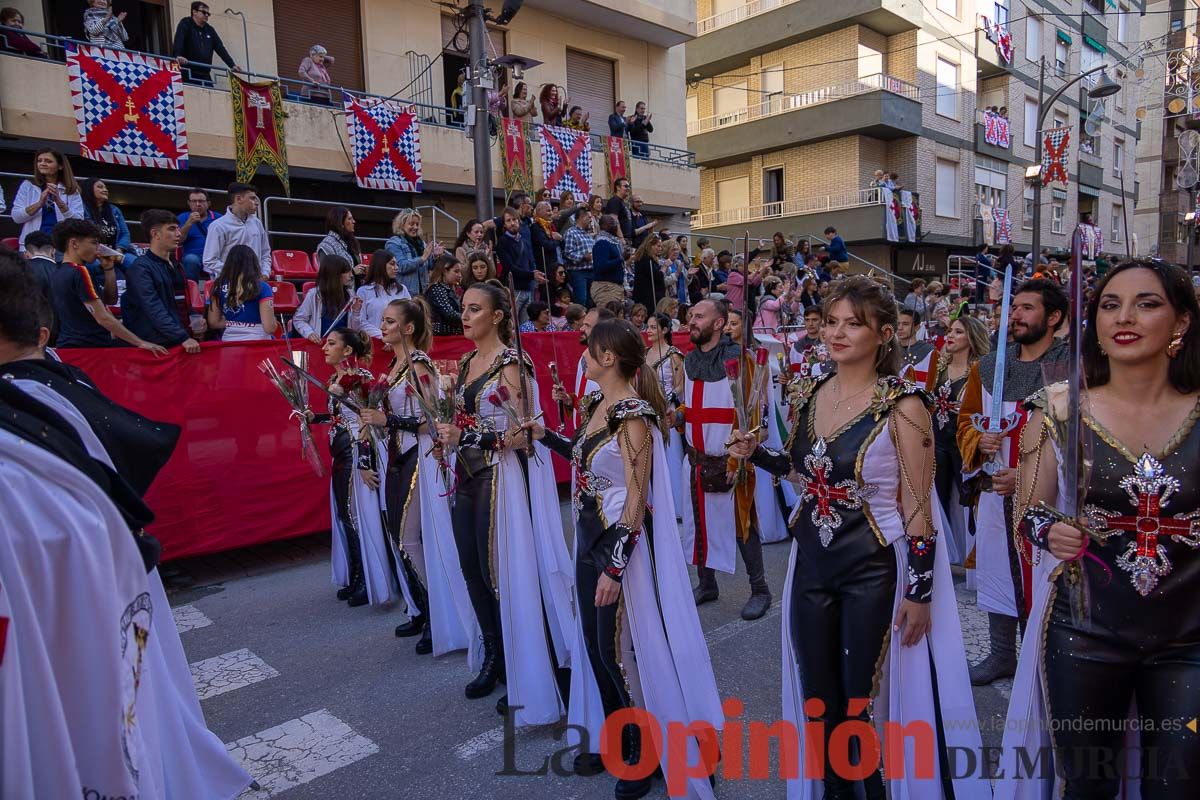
[173,1,241,86]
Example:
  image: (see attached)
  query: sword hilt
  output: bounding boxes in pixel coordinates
[970,411,1021,436]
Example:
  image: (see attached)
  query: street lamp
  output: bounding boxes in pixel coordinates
[1029,58,1123,265]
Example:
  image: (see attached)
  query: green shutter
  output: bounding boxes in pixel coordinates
[1083,35,1106,54]
[1057,30,1072,45]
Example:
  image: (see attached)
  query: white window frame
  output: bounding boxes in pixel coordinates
[1054,38,1068,77]
[935,158,958,218]
[1022,185,1035,230]
[1024,98,1038,146]
[1051,200,1065,234]
[936,0,957,16]
[936,57,958,119]
[1117,3,1129,44]
[1111,205,1123,242]
[1114,138,1124,177]
[1026,15,1042,64]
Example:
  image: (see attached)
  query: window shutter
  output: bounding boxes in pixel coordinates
[273,0,363,91]
[565,49,615,127]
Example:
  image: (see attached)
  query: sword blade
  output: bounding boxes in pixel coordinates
[278,357,363,413]
[1062,226,1085,516]
[989,263,1014,421]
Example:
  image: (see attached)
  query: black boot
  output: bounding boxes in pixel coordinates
[495,694,508,717]
[394,613,426,638]
[465,635,503,699]
[614,724,654,800]
[394,551,429,636]
[573,752,605,776]
[336,583,352,601]
[970,613,1017,685]
[862,768,886,800]
[738,531,771,620]
[343,528,368,607]
[414,622,433,655]
[693,567,719,605]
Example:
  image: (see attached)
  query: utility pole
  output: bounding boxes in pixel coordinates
[1031,57,1046,268]
[466,0,494,222]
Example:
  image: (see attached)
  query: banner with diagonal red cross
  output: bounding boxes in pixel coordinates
[66,43,188,169]
[343,96,422,192]
[1041,126,1070,187]
[539,124,592,200]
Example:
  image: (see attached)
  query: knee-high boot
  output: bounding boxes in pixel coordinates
[466,633,504,699]
[738,532,772,620]
[343,526,368,607]
[969,612,1017,685]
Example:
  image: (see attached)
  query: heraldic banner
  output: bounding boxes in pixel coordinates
[66,43,188,169]
[540,125,592,201]
[1041,126,1070,187]
[230,75,289,195]
[605,135,631,189]
[343,96,423,192]
[500,117,533,203]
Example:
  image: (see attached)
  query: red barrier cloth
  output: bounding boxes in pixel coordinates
[57,331,692,560]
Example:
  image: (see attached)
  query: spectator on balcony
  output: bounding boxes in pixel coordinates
[298,44,335,92]
[563,105,590,132]
[84,0,128,49]
[608,100,629,138]
[629,194,657,249]
[461,250,496,293]
[206,243,276,342]
[531,200,562,276]
[539,84,567,127]
[178,188,218,282]
[590,214,625,308]
[173,2,240,86]
[823,225,849,272]
[354,249,409,339]
[49,219,164,352]
[870,169,887,188]
[0,8,48,58]
[488,69,509,132]
[80,179,135,274]
[316,206,363,283]
[562,206,595,305]
[631,234,665,313]
[12,148,84,252]
[449,71,466,126]
[123,210,200,351]
[385,209,441,297]
[454,219,490,265]
[203,182,271,279]
[509,81,536,121]
[424,254,464,336]
[627,101,653,159]
[603,178,634,243]
[294,254,354,343]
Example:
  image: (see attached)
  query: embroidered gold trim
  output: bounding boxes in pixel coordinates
[1082,396,1200,465]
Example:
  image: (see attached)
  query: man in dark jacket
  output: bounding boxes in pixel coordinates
[603,178,634,243]
[173,2,240,86]
[530,200,562,276]
[122,210,199,353]
[589,214,626,308]
[493,207,543,323]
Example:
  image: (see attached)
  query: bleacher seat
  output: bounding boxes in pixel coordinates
[272,250,316,280]
[269,281,299,314]
[301,281,316,295]
[1,237,19,251]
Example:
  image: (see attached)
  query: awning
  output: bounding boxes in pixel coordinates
[1057,30,1072,45]
[1078,184,1101,198]
[1083,35,1106,54]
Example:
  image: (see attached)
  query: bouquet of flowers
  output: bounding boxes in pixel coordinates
[746,347,772,425]
[487,384,543,465]
[259,353,325,477]
[405,371,457,495]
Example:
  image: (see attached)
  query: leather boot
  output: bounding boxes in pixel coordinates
[336,583,353,601]
[573,752,605,777]
[614,723,654,800]
[394,553,429,636]
[343,527,368,607]
[693,567,719,605]
[862,768,886,800]
[465,635,503,699]
[414,621,433,655]
[738,532,771,620]
[822,773,854,800]
[740,591,772,621]
[970,612,1018,685]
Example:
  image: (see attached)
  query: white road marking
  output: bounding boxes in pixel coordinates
[229,709,378,798]
[453,725,507,760]
[173,604,213,634]
[191,648,281,700]
[703,604,781,648]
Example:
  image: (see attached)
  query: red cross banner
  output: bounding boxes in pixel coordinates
[343,96,423,192]
[605,135,631,189]
[66,43,188,169]
[230,75,289,195]
[1041,126,1071,187]
[540,124,592,200]
[500,117,533,203]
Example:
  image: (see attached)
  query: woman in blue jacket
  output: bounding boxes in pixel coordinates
[385,209,442,296]
[81,178,136,274]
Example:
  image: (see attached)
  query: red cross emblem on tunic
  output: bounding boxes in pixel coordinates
[1084,453,1200,596]
[687,380,736,456]
[933,380,960,430]
[799,437,877,547]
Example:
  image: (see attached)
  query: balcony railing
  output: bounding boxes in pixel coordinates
[0,24,697,169]
[690,187,884,229]
[688,73,919,136]
[697,0,801,35]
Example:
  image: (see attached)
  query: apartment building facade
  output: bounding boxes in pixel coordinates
[685,0,1141,280]
[0,0,699,245]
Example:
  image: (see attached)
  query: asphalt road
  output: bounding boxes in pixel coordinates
[162,501,1010,799]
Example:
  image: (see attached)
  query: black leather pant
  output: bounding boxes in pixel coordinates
[386,443,427,594]
[452,463,501,639]
[330,430,358,566]
[576,558,631,719]
[1044,592,1200,798]
[790,541,895,787]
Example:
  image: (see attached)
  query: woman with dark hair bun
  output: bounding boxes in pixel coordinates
[435,281,576,725]
[646,311,685,502]
[306,327,403,609]
[1000,260,1200,800]
[729,275,984,799]
[316,206,364,283]
[527,319,722,798]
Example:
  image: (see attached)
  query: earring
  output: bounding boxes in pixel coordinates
[1168,331,1185,358]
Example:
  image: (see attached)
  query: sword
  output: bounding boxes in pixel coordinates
[1061,224,1086,519]
[505,271,540,462]
[279,356,364,414]
[548,361,567,432]
[971,261,1020,474]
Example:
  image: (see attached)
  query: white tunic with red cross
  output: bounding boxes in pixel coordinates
[678,374,738,574]
[572,354,599,430]
[900,346,938,389]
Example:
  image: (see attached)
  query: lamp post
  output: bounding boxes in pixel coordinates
[1029,56,1121,265]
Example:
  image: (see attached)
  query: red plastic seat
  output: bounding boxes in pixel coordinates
[1,236,19,251]
[268,281,299,314]
[301,281,316,295]
[185,280,204,313]
[272,250,316,280]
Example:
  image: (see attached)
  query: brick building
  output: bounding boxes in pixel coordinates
[685,0,1141,281]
